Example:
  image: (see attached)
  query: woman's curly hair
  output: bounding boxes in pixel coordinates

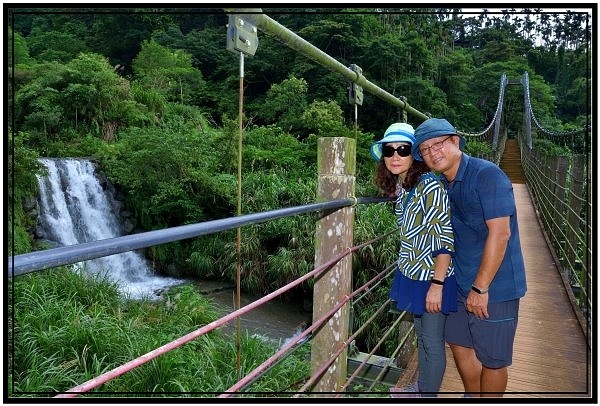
[374,153,430,197]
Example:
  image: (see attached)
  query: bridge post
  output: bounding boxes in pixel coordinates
[311,137,356,394]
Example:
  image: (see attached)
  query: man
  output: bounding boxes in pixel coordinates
[411,118,527,397]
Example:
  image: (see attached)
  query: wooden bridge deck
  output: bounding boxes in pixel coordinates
[435,183,591,398]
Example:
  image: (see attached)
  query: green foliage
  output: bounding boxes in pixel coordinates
[526,70,558,120]
[27,28,89,63]
[398,77,449,117]
[360,32,412,83]
[9,269,311,395]
[255,75,309,134]
[355,129,381,180]
[532,138,571,157]
[65,53,136,136]
[100,118,225,229]
[562,76,590,122]
[160,25,242,120]
[188,233,236,278]
[132,39,206,105]
[242,125,313,173]
[44,131,110,157]
[14,62,67,138]
[464,139,493,158]
[8,131,42,200]
[437,49,474,108]
[13,52,143,146]
[11,8,589,137]
[301,100,351,138]
[469,61,530,108]
[211,171,316,294]
[8,29,33,67]
[451,102,485,130]
[7,216,32,257]
[353,203,399,280]
[8,130,42,255]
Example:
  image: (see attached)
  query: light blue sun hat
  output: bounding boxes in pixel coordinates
[370,122,416,161]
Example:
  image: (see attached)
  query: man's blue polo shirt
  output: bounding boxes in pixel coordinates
[446,154,527,302]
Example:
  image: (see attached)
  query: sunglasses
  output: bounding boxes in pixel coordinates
[382,144,412,158]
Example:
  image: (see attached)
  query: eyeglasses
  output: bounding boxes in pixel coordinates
[419,135,453,157]
[382,144,412,158]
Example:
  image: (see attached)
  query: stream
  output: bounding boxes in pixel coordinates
[196,280,312,346]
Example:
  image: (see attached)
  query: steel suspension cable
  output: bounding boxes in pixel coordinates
[292,265,393,396]
[338,299,405,393]
[235,50,244,381]
[366,321,416,392]
[54,240,356,398]
[523,71,589,141]
[458,73,507,142]
[220,230,400,396]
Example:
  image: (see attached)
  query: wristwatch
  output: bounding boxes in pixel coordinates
[471,285,489,294]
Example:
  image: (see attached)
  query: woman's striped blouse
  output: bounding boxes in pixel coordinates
[394,173,455,281]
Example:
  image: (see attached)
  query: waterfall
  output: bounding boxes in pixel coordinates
[36,158,183,299]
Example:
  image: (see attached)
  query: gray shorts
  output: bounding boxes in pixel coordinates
[445,294,519,368]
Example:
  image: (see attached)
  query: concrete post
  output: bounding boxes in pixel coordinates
[311,137,356,394]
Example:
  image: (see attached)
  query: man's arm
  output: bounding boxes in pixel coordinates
[466,216,510,318]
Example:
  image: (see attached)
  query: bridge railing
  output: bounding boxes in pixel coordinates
[10,136,415,396]
[519,140,591,337]
[519,77,591,340]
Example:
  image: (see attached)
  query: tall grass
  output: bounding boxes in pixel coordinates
[8,268,311,397]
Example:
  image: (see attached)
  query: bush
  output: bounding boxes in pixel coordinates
[8,130,42,255]
[532,138,572,157]
[464,139,492,157]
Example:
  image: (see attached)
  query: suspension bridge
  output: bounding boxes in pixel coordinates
[7,9,592,399]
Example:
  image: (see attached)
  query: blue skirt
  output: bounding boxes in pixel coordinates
[390,269,457,316]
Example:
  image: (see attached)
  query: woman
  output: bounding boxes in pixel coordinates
[371,122,457,397]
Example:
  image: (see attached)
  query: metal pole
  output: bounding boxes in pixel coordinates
[225,9,428,122]
[9,199,388,277]
[235,50,245,379]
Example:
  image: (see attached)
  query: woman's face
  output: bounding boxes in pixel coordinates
[382,142,413,177]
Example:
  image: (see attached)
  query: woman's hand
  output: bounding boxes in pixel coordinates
[425,284,443,313]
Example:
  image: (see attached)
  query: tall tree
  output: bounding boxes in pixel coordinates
[132,39,205,105]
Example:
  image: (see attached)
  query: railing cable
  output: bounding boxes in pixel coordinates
[291,264,392,396]
[366,321,416,392]
[55,239,353,397]
[338,299,404,393]
[221,230,400,396]
[235,49,245,381]
[9,197,390,276]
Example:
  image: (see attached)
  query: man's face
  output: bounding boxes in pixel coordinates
[418,134,460,173]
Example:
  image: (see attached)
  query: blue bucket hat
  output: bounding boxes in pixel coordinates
[370,122,416,161]
[412,118,465,161]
